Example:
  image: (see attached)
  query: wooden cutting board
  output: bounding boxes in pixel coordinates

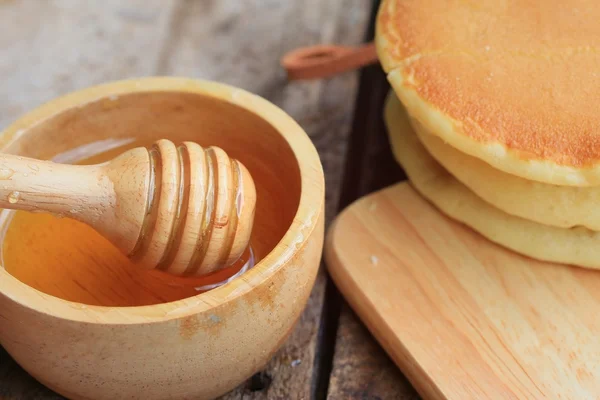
[324,182,600,400]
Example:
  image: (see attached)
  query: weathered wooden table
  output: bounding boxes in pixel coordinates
[0,1,420,398]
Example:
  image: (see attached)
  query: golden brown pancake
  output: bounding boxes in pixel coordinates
[376,0,600,186]
[410,117,600,231]
[384,91,600,269]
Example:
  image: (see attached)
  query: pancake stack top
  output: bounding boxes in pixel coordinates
[376,0,600,269]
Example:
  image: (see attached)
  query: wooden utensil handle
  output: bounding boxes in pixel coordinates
[281,42,378,80]
[0,153,113,223]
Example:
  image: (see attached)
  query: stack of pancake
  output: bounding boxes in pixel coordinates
[375,0,600,269]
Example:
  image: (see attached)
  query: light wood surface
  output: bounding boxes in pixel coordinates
[325,182,600,400]
[0,1,374,399]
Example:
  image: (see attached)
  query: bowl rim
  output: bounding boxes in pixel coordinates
[0,77,324,324]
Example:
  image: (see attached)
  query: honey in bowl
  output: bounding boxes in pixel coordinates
[0,138,257,307]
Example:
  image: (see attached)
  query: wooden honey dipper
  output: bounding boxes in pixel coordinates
[0,139,256,277]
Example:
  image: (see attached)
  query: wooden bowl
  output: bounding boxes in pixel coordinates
[0,77,324,399]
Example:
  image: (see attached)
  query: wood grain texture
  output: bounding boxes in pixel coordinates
[326,182,600,400]
[326,26,416,398]
[0,0,180,130]
[0,0,372,399]
[154,1,371,398]
[327,304,419,400]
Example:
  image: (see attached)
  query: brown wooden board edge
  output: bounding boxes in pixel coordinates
[324,182,444,400]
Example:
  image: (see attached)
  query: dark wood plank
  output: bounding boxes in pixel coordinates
[325,1,421,398]
[327,305,419,400]
[0,353,63,400]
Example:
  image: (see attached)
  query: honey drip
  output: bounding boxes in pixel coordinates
[0,139,257,307]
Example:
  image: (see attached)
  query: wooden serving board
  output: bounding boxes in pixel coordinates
[324,182,600,400]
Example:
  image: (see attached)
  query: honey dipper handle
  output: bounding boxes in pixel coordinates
[281,42,378,80]
[0,150,151,256]
[0,153,112,217]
